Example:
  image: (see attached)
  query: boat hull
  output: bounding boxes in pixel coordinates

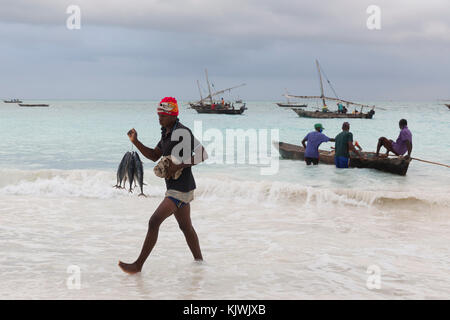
[190,103,246,115]
[445,104,450,109]
[276,103,307,108]
[18,104,49,107]
[4,100,22,103]
[273,141,411,175]
[292,108,374,119]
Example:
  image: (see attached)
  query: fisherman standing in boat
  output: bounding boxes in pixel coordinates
[375,119,412,159]
[302,123,335,165]
[334,122,363,168]
[119,97,208,274]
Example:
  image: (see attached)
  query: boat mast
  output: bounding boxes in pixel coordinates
[205,69,213,105]
[197,80,203,105]
[316,59,326,107]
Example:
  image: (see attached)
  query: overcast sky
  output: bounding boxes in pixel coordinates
[0,0,449,101]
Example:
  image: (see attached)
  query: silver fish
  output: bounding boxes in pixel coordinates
[114,152,132,189]
[132,151,145,196]
[126,152,136,192]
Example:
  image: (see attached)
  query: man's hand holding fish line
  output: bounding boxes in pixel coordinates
[119,97,208,275]
[127,128,162,162]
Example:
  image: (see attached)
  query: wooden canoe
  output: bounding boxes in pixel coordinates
[189,103,246,114]
[18,104,49,107]
[292,108,375,119]
[276,103,307,108]
[273,141,411,175]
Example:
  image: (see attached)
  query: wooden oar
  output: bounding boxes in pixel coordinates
[411,157,450,168]
[388,155,450,168]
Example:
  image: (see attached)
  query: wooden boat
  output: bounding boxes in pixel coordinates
[190,104,247,114]
[273,141,411,176]
[284,60,377,119]
[292,108,375,119]
[18,103,49,107]
[4,99,22,103]
[189,69,246,115]
[276,89,307,108]
[276,103,307,108]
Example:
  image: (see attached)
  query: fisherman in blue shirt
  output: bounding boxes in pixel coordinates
[302,123,335,165]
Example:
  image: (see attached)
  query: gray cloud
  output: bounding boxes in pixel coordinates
[0,1,449,100]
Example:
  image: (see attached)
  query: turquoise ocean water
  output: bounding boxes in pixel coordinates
[0,100,449,299]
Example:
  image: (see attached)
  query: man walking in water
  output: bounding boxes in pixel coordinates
[334,122,363,168]
[376,119,412,159]
[302,123,335,165]
[119,97,208,274]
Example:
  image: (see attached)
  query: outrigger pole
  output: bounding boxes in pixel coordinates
[195,83,246,104]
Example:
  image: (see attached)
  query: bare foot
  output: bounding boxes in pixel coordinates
[118,261,141,274]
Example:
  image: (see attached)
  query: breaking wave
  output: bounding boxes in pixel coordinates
[0,169,448,210]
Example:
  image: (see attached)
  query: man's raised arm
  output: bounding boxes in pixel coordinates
[127,128,162,162]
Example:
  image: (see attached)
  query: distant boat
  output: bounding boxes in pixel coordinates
[285,60,376,119]
[276,89,307,108]
[292,108,375,119]
[276,102,307,108]
[445,104,450,110]
[189,69,247,115]
[274,141,411,176]
[18,103,49,107]
[4,99,22,103]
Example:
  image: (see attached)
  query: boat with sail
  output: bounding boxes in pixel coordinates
[189,69,247,114]
[274,141,411,176]
[286,60,376,119]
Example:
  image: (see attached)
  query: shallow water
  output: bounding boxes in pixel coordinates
[0,101,449,299]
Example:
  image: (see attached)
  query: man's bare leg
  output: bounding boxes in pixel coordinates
[376,137,395,157]
[119,197,177,274]
[174,203,203,261]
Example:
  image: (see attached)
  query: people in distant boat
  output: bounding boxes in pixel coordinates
[322,105,328,113]
[352,109,359,114]
[221,97,225,106]
[376,119,412,159]
[337,102,344,113]
[334,122,363,168]
[342,106,348,114]
[302,123,335,165]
